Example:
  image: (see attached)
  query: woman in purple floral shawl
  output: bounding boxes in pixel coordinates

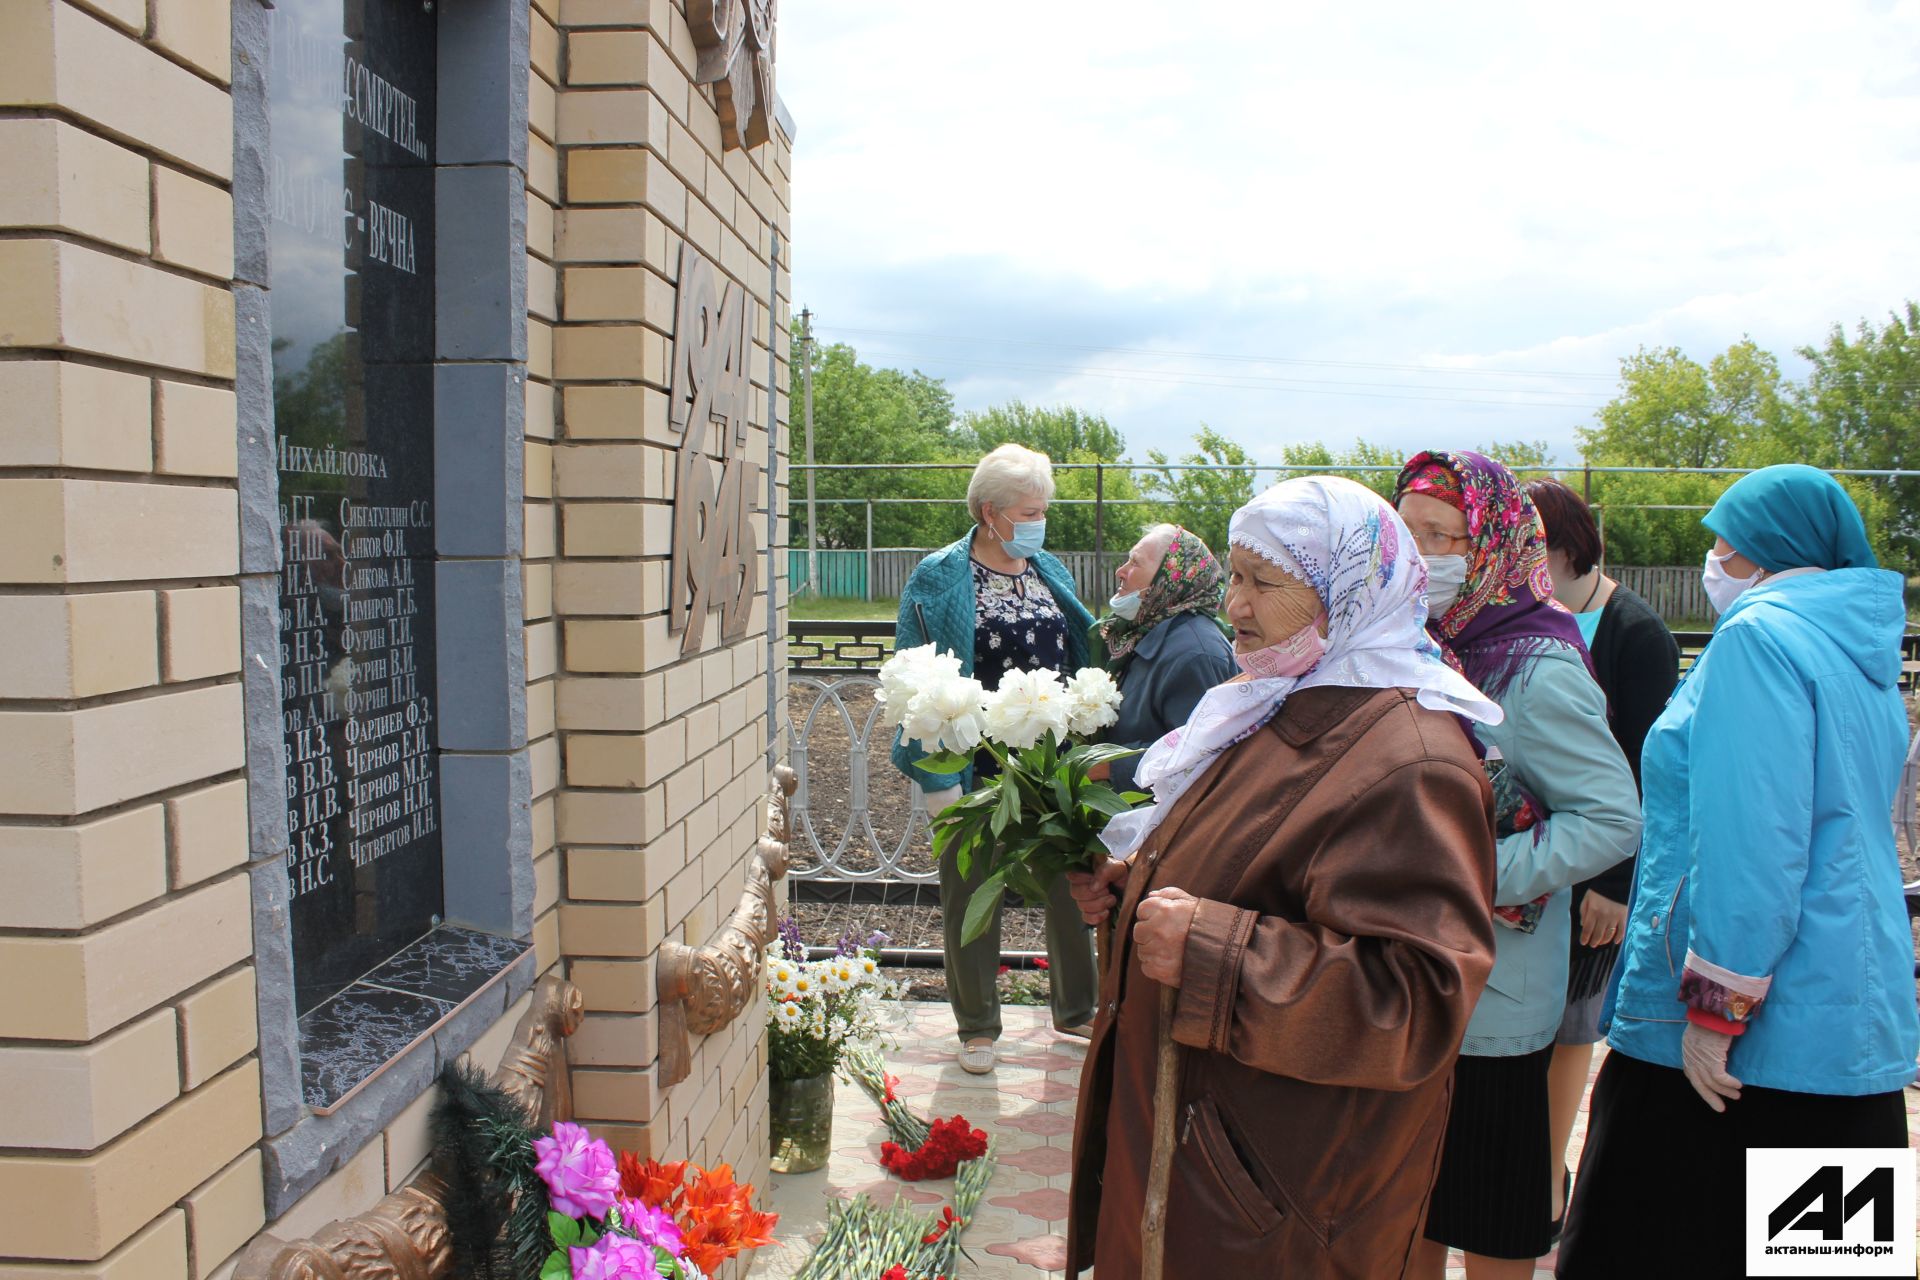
[1395,451,1641,1278]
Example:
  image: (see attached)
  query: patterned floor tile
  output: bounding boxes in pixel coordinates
[998,1144,1073,1177]
[756,1009,1920,1280]
[1000,1109,1076,1139]
[987,1186,1070,1225]
[985,1233,1070,1269]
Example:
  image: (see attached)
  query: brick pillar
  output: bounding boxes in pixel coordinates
[551,0,791,1185]
[0,2,267,1276]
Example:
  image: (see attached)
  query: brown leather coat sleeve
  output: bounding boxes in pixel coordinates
[1170,757,1496,1091]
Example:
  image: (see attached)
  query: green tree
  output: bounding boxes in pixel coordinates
[955,402,1140,553]
[1580,339,1804,470]
[956,401,1126,463]
[1140,426,1263,555]
[1796,302,1920,568]
[1275,438,1403,498]
[1577,338,1829,567]
[1476,438,1556,473]
[801,341,967,549]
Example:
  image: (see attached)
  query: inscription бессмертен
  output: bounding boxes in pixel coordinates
[269,0,442,1015]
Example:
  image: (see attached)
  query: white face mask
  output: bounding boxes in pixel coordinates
[1424,554,1469,618]
[1109,590,1143,620]
[1702,548,1764,615]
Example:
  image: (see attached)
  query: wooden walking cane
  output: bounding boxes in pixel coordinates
[1140,984,1181,1280]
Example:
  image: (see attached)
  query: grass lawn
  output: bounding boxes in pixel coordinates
[789,595,901,622]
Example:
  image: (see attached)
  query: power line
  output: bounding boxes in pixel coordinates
[850,346,1612,410]
[819,323,1624,381]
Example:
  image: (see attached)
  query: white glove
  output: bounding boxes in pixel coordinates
[922,784,963,817]
[1680,1021,1742,1112]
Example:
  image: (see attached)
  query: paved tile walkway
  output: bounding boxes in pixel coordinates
[759,1003,1920,1278]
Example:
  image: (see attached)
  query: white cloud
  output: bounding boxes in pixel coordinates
[780,0,1920,461]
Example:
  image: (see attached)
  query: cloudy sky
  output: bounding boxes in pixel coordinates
[777,1,1920,466]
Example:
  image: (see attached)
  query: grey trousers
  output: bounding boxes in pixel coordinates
[936,801,1099,1044]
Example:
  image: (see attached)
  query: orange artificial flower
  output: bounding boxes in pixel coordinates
[616,1153,688,1211]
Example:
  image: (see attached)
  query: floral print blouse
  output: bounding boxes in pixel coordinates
[971,559,1069,692]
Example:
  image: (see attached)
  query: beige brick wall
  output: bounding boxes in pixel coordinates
[553,0,791,1194]
[0,4,263,1275]
[529,0,566,985]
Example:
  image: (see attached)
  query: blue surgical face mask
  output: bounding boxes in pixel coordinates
[1109,590,1143,620]
[995,515,1046,558]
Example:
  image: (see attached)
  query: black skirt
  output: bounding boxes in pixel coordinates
[1558,1049,1911,1278]
[1424,1044,1556,1260]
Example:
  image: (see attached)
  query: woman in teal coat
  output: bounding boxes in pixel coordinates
[890,443,1098,1073]
[1559,465,1919,1277]
[1396,451,1642,1278]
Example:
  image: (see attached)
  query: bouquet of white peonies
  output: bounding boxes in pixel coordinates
[877,644,1144,945]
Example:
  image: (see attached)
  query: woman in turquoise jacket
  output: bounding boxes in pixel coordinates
[1559,466,1918,1278]
[1397,452,1642,1279]
[890,443,1098,1074]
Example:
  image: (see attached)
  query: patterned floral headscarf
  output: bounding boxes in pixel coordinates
[1100,477,1502,859]
[1097,527,1226,663]
[1394,449,1590,699]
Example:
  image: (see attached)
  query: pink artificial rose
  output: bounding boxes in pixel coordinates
[617,1198,685,1258]
[570,1235,664,1280]
[533,1121,619,1221]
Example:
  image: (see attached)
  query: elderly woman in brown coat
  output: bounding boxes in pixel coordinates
[1065,476,1501,1278]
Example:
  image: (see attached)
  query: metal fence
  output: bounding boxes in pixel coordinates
[783,619,1920,889]
[788,461,1920,600]
[783,622,930,884]
[795,550,1716,623]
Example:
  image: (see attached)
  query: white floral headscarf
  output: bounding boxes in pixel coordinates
[1101,476,1502,857]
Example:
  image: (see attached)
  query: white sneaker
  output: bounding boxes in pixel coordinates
[957,1038,996,1074]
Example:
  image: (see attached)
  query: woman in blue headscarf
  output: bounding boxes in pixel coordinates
[1558,465,1919,1278]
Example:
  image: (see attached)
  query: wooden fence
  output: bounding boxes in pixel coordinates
[1611,566,1713,625]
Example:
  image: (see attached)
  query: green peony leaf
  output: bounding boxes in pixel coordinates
[1077,787,1133,818]
[919,751,974,781]
[991,778,1018,837]
[960,871,1008,946]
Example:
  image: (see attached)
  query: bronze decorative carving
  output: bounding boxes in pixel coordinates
[232,975,584,1280]
[656,767,796,1088]
[688,0,777,150]
[667,243,759,656]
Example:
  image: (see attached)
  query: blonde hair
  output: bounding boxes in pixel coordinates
[966,443,1055,523]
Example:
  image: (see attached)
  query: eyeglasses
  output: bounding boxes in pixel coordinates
[1410,530,1471,555]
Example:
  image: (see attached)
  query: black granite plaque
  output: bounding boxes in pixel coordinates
[270,0,442,1016]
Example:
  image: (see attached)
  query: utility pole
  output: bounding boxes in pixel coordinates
[800,307,818,598]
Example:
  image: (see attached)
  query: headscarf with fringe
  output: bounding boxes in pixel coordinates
[1101,476,1502,857]
[1395,449,1592,699]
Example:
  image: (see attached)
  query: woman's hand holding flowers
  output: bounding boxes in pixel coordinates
[1066,856,1131,927]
